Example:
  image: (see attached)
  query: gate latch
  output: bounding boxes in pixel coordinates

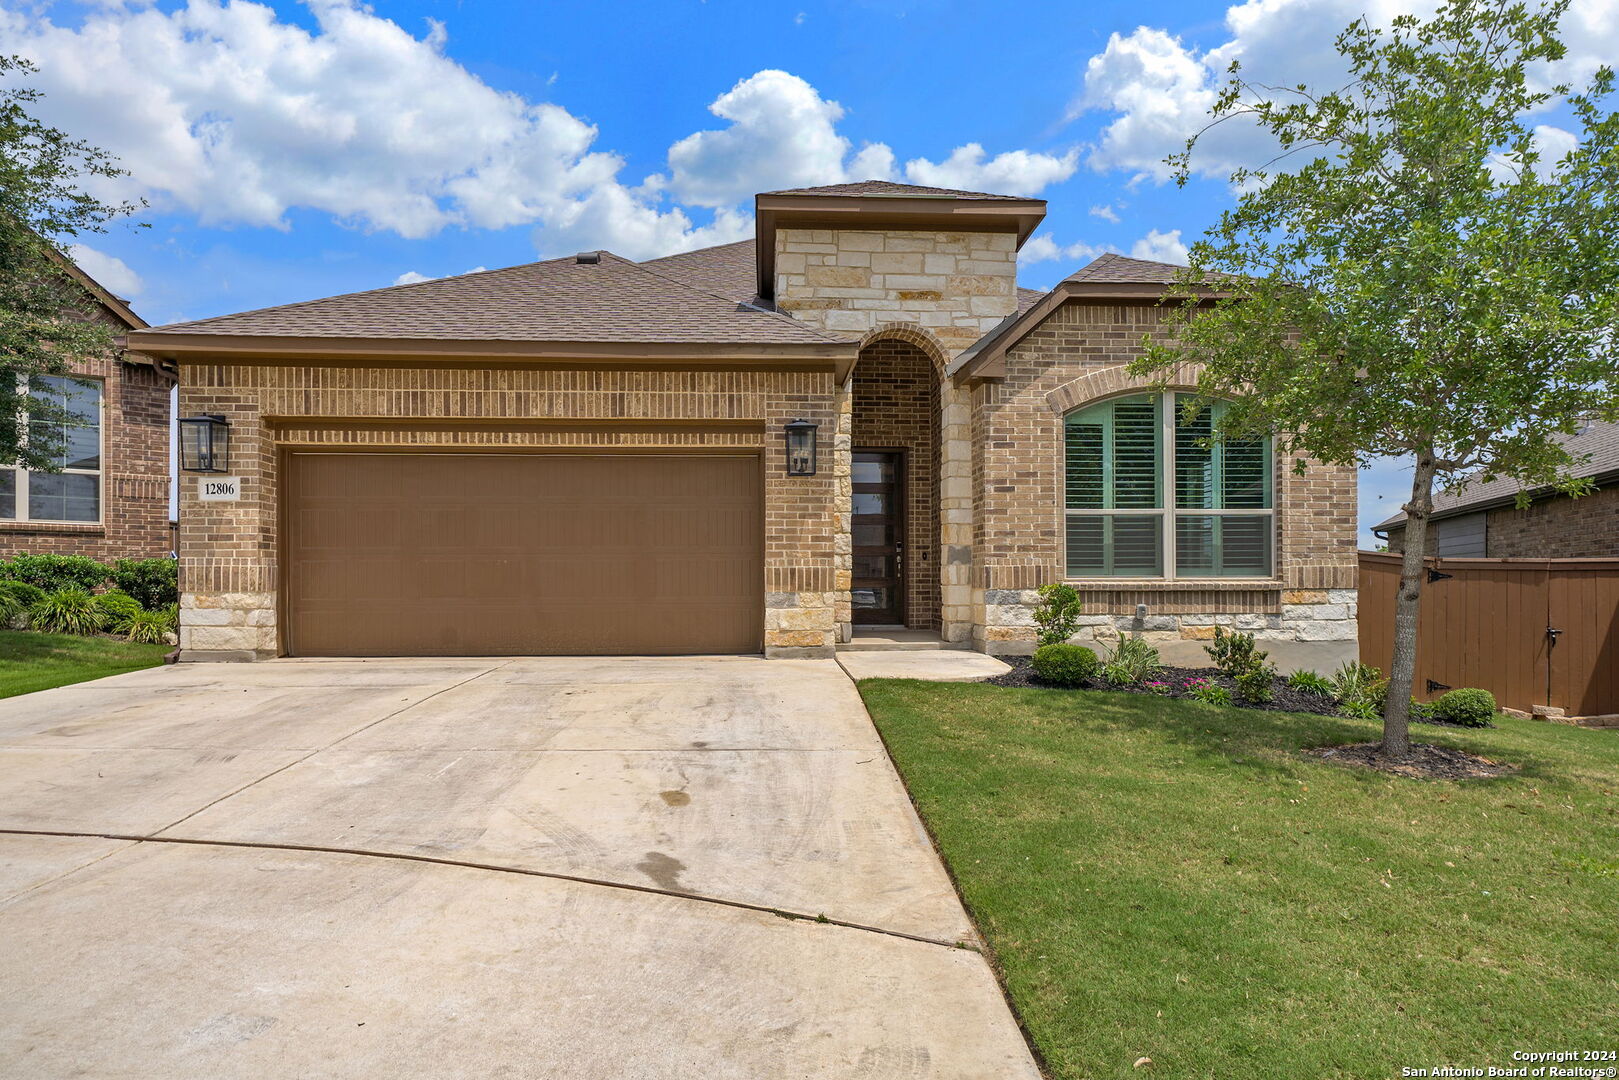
[1546,625,1563,643]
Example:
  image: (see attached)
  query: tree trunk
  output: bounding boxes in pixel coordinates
[1383,451,1439,759]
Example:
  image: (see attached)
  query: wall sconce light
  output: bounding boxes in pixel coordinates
[179,414,230,473]
[784,418,819,477]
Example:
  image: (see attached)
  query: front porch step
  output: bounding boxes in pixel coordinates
[837,629,972,652]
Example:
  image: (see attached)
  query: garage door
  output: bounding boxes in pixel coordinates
[285,453,763,656]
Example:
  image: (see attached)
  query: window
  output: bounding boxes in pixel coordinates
[1,376,103,524]
[1064,393,1272,578]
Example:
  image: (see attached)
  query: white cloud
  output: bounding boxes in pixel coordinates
[1089,203,1122,223]
[68,243,143,298]
[1077,0,1619,182]
[392,265,488,286]
[1019,234,1103,266]
[902,144,1078,197]
[1130,228,1189,264]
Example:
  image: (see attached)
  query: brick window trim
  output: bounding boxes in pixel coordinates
[1068,578,1283,591]
[0,522,106,535]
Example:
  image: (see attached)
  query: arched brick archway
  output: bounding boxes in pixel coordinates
[850,330,943,632]
[1044,361,1207,415]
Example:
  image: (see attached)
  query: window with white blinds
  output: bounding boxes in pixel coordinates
[1064,393,1273,578]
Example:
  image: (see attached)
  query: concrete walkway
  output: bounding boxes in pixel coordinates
[0,657,1039,1078]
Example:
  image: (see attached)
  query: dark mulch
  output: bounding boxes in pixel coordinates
[986,657,1493,728]
[1305,741,1517,780]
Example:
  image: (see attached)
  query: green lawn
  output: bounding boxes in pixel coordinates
[859,681,1619,1080]
[0,629,169,699]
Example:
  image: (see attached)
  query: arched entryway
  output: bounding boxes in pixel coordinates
[850,331,944,632]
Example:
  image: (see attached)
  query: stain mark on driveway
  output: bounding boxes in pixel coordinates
[636,850,686,891]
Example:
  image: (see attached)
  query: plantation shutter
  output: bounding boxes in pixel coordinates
[1064,395,1163,576]
[1173,396,1273,577]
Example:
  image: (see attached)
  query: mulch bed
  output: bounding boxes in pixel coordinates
[1304,741,1517,780]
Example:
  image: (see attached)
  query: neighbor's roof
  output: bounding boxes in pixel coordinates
[1375,418,1619,531]
[760,180,1027,200]
[949,253,1225,382]
[644,237,1045,312]
[132,251,845,347]
[49,245,146,331]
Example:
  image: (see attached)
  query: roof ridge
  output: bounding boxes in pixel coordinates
[640,238,754,265]
[623,251,849,344]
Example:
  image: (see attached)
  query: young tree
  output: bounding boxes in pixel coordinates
[1,55,143,471]
[1133,0,1619,758]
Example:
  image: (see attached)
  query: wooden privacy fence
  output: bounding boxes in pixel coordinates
[1358,552,1619,717]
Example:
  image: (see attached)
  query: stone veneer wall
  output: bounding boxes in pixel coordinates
[1,353,173,562]
[176,364,842,660]
[968,299,1360,665]
[773,227,1019,642]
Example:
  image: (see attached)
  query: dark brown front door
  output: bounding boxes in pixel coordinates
[284,452,763,656]
[852,451,903,624]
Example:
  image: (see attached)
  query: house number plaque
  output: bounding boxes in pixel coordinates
[199,477,242,501]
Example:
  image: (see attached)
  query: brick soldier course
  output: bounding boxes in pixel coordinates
[2,255,174,563]
[125,181,1358,665]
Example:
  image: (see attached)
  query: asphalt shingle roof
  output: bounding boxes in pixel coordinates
[1064,253,1193,284]
[760,180,1030,200]
[1375,418,1619,530]
[140,251,844,345]
[640,240,760,304]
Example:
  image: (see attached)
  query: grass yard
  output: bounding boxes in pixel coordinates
[860,681,1619,1080]
[0,629,169,699]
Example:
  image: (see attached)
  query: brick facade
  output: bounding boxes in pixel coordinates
[1,338,173,563]
[968,299,1359,667]
[175,364,842,659]
[1483,485,1619,557]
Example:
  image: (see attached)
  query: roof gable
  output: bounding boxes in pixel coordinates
[760,180,1030,201]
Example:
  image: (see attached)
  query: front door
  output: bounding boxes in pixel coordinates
[852,451,904,624]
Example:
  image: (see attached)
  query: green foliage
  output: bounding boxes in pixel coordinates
[0,580,45,607]
[1409,698,1437,722]
[123,605,176,645]
[1339,698,1382,721]
[0,586,21,627]
[1286,670,1335,696]
[1434,688,1498,727]
[1204,627,1268,678]
[110,558,178,609]
[1032,583,1084,648]
[0,553,110,592]
[1331,662,1385,707]
[92,589,144,632]
[1234,663,1278,704]
[1099,661,1136,687]
[29,588,107,635]
[1188,680,1234,707]
[1104,636,1163,682]
[1031,644,1098,687]
[1,56,145,468]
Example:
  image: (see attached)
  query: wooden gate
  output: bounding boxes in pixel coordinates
[1358,552,1619,716]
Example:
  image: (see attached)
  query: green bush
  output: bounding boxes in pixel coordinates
[1409,698,1436,722]
[0,587,22,627]
[1189,680,1233,706]
[1031,643,1098,687]
[1104,635,1163,682]
[1032,583,1083,647]
[1286,669,1335,696]
[1099,660,1136,686]
[93,590,145,632]
[0,580,46,607]
[1433,688,1497,727]
[111,557,178,610]
[1205,627,1268,677]
[1339,698,1381,720]
[124,605,176,645]
[29,589,108,635]
[1235,663,1278,704]
[0,553,110,593]
[1331,661,1383,705]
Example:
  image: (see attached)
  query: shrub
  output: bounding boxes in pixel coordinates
[1032,583,1083,647]
[1104,635,1163,682]
[1331,661,1383,705]
[93,590,145,632]
[124,605,177,645]
[30,589,108,635]
[1286,669,1335,696]
[0,580,46,607]
[0,553,110,593]
[1339,698,1381,720]
[0,587,22,628]
[1099,661,1136,686]
[110,558,179,610]
[1433,688,1497,727]
[1031,643,1098,687]
[1235,663,1278,704]
[1188,679,1233,706]
[1409,698,1436,721]
[1205,627,1268,677]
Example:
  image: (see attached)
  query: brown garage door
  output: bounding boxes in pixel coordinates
[285,452,762,656]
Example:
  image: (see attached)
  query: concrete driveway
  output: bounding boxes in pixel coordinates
[0,656,1039,1078]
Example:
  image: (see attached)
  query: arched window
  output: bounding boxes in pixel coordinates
[1064,393,1272,578]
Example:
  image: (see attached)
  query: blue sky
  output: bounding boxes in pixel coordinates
[8,0,1613,544]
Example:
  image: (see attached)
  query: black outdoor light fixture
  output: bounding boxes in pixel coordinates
[179,414,231,473]
[784,418,819,476]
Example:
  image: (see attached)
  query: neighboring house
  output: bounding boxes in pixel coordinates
[2,252,175,562]
[1375,418,1619,557]
[123,181,1357,663]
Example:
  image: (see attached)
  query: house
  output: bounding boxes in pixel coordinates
[1374,418,1619,557]
[2,251,174,562]
[122,181,1358,664]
